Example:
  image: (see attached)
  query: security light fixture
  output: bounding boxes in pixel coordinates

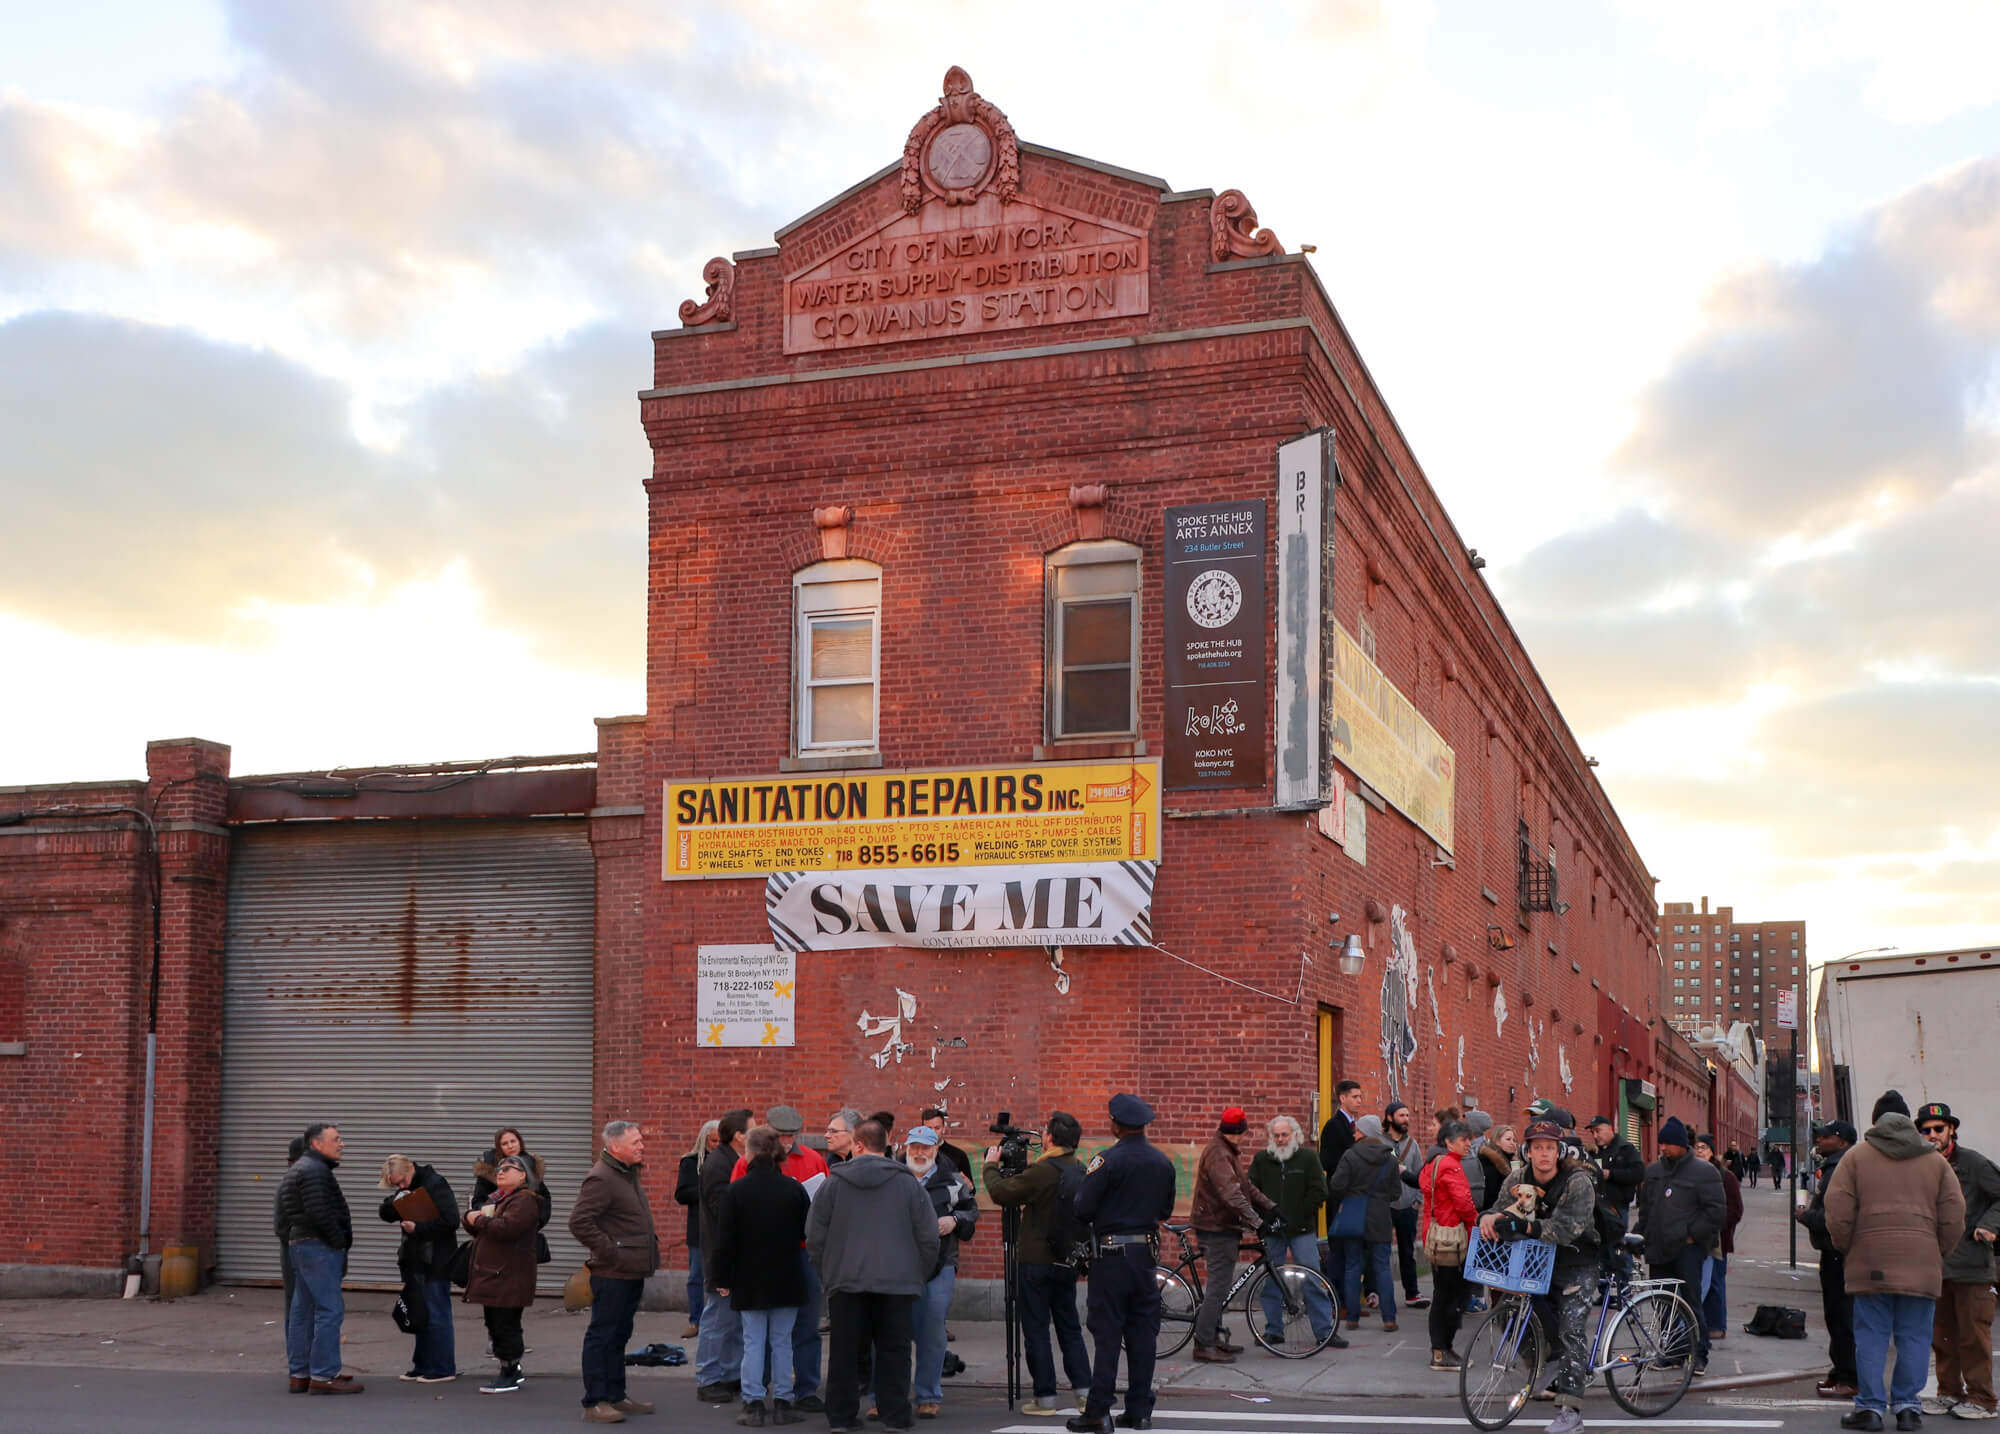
[1336,933,1366,977]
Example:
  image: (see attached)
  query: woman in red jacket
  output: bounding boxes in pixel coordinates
[1420,1120,1481,1370]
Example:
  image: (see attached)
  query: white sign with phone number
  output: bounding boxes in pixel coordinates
[696,944,796,1047]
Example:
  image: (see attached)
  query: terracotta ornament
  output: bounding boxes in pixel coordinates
[678,257,736,327]
[1210,189,1283,262]
[901,66,1020,213]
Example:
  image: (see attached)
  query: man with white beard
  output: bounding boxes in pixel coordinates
[1247,1116,1344,1350]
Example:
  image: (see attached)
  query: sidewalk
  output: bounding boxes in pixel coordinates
[0,1187,1827,1402]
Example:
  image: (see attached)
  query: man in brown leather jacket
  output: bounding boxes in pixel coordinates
[569,1120,661,1424]
[1188,1106,1275,1362]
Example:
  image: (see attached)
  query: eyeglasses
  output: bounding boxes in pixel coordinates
[1920,1124,1950,1135]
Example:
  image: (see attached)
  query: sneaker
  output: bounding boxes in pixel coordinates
[1822,1382,1862,1399]
[1365,1293,1379,1309]
[1929,1400,1966,1417]
[1547,1410,1584,1434]
[583,1405,629,1426]
[1693,1358,1709,1378]
[1028,1395,1065,1412]
[1430,1350,1462,1371]
[1407,1295,1431,1309]
[481,1369,523,1394]
[399,1370,423,1382]
[417,1372,458,1383]
[1327,1329,1350,1349]
[1954,1407,2000,1422]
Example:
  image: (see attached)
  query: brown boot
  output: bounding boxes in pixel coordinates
[308,1375,365,1395]
[288,1377,309,1393]
[1191,1344,1236,1364]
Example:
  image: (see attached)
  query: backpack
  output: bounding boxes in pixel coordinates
[1045,1157,1089,1269]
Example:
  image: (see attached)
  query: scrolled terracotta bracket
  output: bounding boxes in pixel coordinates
[1210,189,1284,262]
[1069,483,1108,540]
[679,257,736,327]
[813,505,853,560]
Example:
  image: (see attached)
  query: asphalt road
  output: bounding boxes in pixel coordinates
[0,1365,1850,1432]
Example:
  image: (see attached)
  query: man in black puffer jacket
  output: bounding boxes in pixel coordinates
[276,1122,360,1394]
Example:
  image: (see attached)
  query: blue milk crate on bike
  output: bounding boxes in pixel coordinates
[1465,1231,1556,1295]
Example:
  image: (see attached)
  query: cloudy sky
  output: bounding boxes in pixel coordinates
[3,2,1997,974]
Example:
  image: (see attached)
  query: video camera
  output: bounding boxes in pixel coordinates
[989,1111,1037,1176]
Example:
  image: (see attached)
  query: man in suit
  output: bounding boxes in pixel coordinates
[1318,1080,1364,1319]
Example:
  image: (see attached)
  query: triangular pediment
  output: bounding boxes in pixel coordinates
[778,67,1153,355]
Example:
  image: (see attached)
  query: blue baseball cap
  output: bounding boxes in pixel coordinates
[904,1125,940,1147]
[1109,1093,1156,1127]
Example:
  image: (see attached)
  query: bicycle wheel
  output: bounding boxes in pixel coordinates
[1154,1266,1198,1359]
[1601,1288,1698,1417]
[1458,1294,1545,1431]
[1245,1261,1337,1359]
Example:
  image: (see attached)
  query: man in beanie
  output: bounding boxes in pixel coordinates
[1634,1115,1724,1377]
[1187,1106,1276,1361]
[1796,1119,1860,1399]
[1826,1091,1964,1431]
[1381,1102,1431,1312]
[1914,1102,2000,1421]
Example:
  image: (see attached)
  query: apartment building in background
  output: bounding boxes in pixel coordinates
[1659,896,1808,1051]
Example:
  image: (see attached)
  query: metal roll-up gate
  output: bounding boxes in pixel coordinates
[216,819,595,1290]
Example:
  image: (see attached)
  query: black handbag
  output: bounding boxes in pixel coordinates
[1744,1303,1807,1338]
[447,1240,474,1289]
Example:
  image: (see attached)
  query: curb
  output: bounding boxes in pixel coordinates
[945,1366,1827,1403]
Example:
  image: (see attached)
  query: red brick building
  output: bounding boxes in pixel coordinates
[2,70,1701,1296]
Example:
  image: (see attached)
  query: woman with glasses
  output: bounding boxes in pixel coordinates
[464,1154,541,1395]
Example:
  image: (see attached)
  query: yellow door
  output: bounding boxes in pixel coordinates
[1317,1007,1337,1238]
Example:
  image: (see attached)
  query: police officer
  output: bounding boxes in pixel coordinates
[1069,1093,1177,1434]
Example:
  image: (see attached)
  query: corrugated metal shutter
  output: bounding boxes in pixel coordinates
[217,819,595,1291]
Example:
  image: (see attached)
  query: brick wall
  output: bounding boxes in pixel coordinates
[634,141,1668,1279]
[0,778,154,1273]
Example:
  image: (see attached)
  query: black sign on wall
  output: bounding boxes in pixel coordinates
[1162,500,1268,790]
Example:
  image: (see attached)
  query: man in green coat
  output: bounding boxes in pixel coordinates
[1247,1116,1342,1347]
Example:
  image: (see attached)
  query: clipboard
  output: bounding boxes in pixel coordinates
[393,1186,441,1224]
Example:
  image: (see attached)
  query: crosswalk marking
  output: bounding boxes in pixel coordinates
[991,1414,1784,1431]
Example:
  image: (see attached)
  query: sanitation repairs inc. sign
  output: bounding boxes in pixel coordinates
[764,860,1156,952]
[663,760,1160,880]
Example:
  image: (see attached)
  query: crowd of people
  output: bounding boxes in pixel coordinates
[267,1078,2000,1433]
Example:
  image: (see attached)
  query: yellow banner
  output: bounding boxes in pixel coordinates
[663,759,1160,879]
[1329,624,1456,852]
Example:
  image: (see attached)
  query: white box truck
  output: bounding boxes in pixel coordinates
[1815,945,2000,1128]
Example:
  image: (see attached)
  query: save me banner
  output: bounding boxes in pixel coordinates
[764,860,1156,952]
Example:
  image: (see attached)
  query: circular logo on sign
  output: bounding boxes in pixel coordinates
[926,122,993,190]
[1186,569,1243,629]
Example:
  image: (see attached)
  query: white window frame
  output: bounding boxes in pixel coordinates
[1045,539,1141,742]
[793,558,882,756]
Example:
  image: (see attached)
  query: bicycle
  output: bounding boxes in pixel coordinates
[1458,1231,1699,1430]
[1153,1221,1339,1360]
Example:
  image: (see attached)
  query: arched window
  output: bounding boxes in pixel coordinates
[793,559,881,755]
[1045,540,1140,741]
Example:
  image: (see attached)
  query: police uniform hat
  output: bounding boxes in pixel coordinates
[1109,1093,1156,1127]
[1916,1102,1959,1130]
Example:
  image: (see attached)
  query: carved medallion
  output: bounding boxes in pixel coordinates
[901,66,1019,212]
